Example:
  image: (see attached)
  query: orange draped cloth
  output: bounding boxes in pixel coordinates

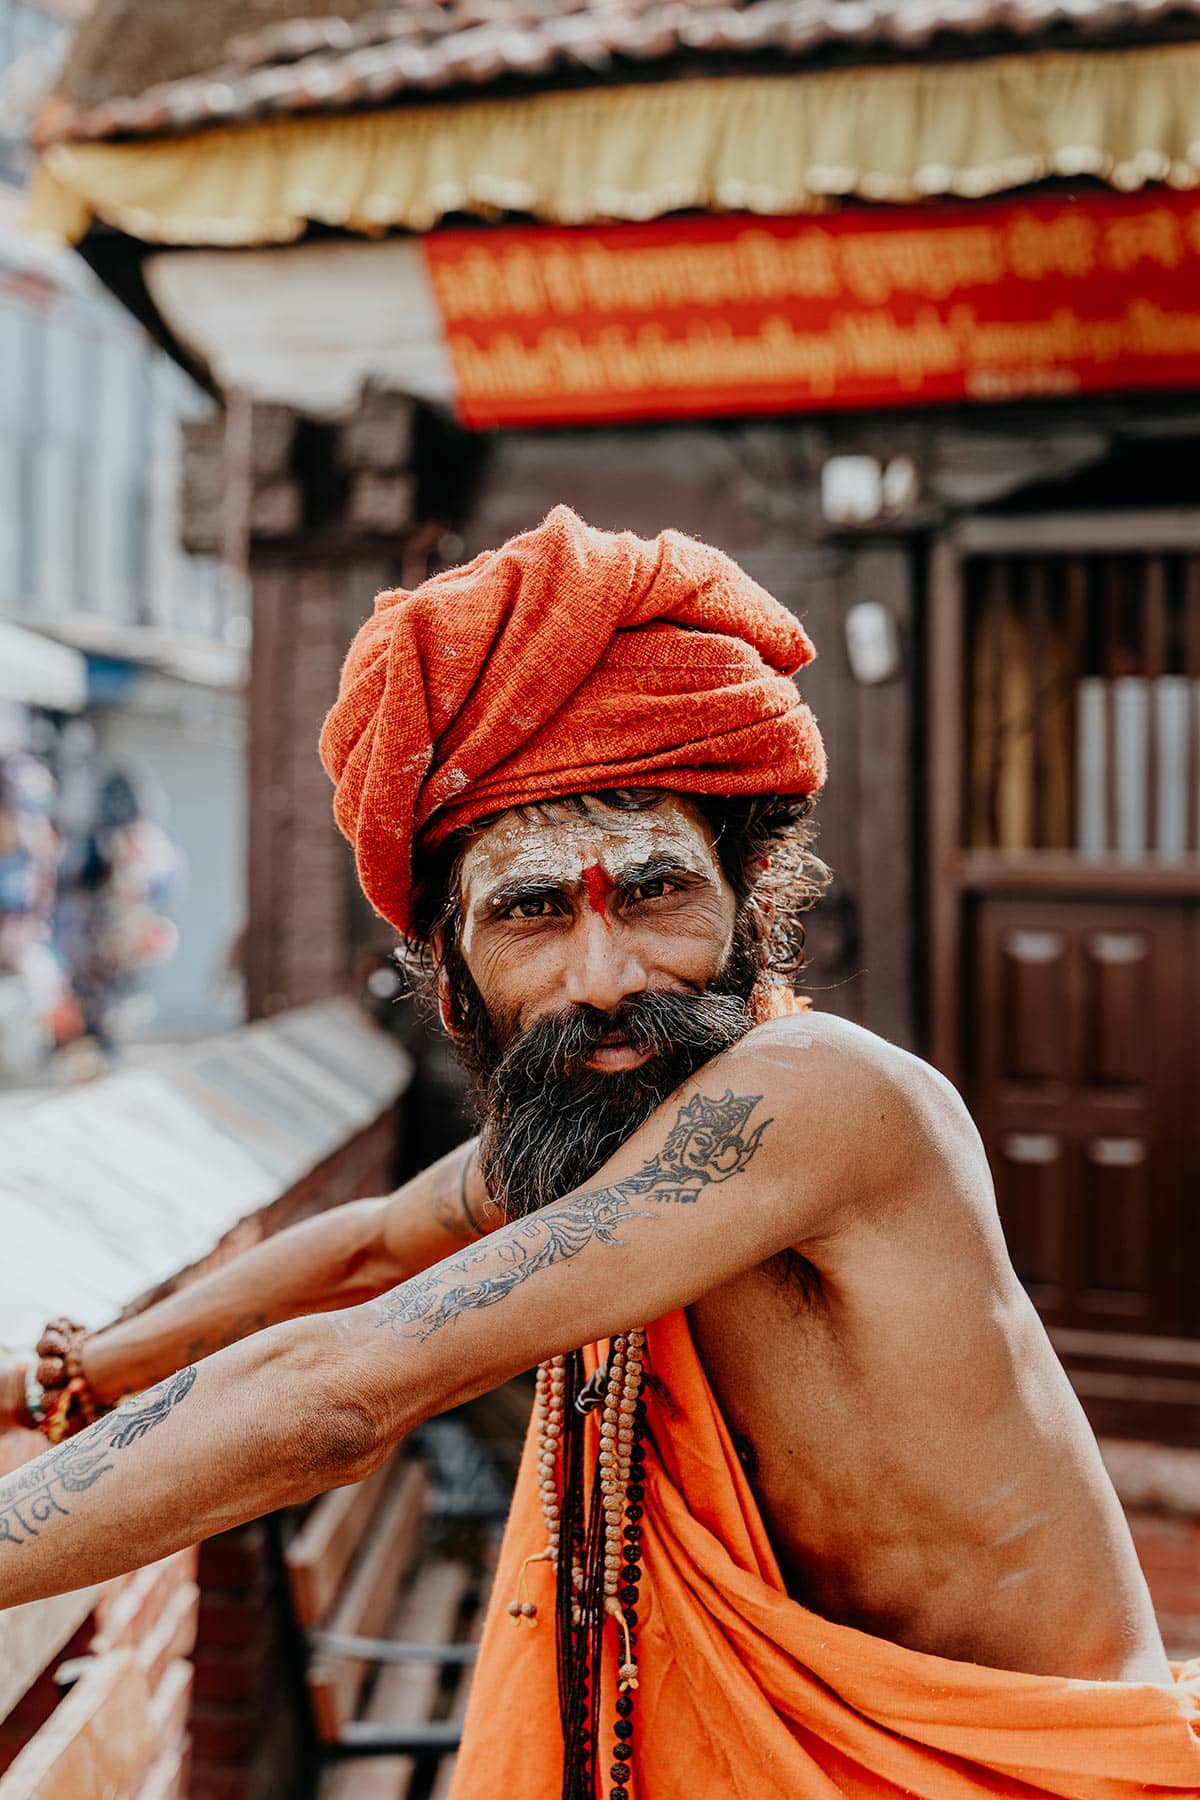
[452,1310,1200,1799]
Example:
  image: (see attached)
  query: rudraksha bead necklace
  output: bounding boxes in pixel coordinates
[509,1332,648,1799]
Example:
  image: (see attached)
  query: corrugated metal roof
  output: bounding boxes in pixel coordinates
[36,0,1200,145]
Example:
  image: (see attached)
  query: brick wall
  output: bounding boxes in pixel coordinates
[185,1114,398,1800]
[0,1109,399,1800]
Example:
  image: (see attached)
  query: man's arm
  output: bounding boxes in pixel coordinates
[1,1138,498,1419]
[0,1020,952,1609]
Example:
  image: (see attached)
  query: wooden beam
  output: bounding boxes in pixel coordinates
[307,1461,428,1742]
[926,538,965,1082]
[320,1560,471,1800]
[959,850,1200,898]
[954,512,1200,556]
[285,1454,398,1630]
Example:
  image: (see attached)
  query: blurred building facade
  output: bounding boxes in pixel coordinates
[0,0,248,1074]
[25,0,1200,1450]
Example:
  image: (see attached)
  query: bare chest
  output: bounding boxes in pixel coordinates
[683,1258,1166,1680]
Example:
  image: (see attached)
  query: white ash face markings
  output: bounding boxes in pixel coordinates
[458,799,726,954]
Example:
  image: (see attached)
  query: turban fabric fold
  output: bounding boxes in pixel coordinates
[319,505,825,935]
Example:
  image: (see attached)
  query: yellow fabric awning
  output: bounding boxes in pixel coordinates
[27,43,1200,248]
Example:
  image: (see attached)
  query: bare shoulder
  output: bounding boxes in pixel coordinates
[723,1011,993,1227]
[736,1009,968,1125]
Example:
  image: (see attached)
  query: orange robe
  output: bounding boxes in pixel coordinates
[451,1309,1200,1798]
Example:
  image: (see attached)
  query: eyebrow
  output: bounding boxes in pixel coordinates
[471,877,564,921]
[611,855,710,890]
[471,854,712,922]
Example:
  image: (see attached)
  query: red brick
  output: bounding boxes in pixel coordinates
[191,1640,273,1706]
[91,1549,198,1652]
[192,1697,306,1800]
[0,1652,157,1800]
[190,1700,260,1764]
[198,1528,267,1591]
[188,1768,255,1800]
[135,1584,200,1695]
[0,1665,62,1734]
[195,1582,270,1649]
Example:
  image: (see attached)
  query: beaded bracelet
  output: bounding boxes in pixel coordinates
[29,1318,103,1444]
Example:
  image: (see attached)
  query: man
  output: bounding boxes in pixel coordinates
[1,507,1197,1800]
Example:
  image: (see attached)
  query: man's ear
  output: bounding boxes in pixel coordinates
[434,945,468,1040]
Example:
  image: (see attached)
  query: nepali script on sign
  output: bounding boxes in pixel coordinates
[421,192,1200,428]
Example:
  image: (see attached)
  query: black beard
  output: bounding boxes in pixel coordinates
[445,925,763,1220]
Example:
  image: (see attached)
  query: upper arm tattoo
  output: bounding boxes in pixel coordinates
[371,1088,771,1342]
[0,1366,197,1549]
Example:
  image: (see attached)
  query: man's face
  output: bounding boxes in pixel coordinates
[439,795,763,1217]
[457,794,738,1053]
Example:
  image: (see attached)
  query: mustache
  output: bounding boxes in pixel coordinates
[501,987,754,1082]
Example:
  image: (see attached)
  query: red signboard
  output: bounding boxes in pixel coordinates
[422,190,1200,428]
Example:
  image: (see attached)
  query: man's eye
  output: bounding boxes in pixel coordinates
[630,878,677,903]
[502,897,556,920]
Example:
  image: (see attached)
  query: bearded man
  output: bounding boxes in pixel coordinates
[1,508,1197,1799]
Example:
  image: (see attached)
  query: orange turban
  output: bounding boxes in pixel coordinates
[319,506,825,935]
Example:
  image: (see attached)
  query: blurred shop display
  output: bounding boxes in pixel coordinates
[0,693,187,1080]
[55,767,184,1055]
[0,2,248,1077]
[0,721,78,1077]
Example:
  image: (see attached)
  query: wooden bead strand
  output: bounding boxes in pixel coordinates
[515,1334,650,1800]
[509,1352,566,1626]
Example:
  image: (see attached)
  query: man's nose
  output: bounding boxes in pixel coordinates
[561,912,648,1013]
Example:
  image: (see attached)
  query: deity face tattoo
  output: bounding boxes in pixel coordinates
[442,796,765,1219]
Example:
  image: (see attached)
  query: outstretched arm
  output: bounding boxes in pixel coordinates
[0,1022,921,1611]
[1,1138,498,1423]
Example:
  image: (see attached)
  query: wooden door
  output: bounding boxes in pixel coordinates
[927,513,1200,1439]
[970,896,1189,1335]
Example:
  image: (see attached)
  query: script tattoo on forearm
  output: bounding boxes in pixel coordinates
[371,1089,771,1341]
[0,1366,197,1549]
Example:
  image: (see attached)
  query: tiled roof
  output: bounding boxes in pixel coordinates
[37,0,1200,145]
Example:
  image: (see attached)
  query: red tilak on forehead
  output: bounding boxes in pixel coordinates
[582,863,613,926]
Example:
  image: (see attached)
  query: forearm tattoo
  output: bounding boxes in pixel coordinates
[0,1367,197,1549]
[371,1089,771,1342]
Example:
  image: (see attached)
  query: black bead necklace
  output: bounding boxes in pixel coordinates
[509,1335,649,1799]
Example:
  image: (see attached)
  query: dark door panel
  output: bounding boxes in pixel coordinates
[969,897,1188,1338]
